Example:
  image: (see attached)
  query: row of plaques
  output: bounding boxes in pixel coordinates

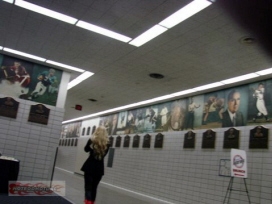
[110,133,164,148]
[109,126,269,149]
[59,138,78,147]
[0,97,50,125]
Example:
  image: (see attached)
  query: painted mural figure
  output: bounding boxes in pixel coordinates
[222,90,244,127]
[160,105,169,128]
[28,68,57,99]
[185,97,200,130]
[1,61,30,95]
[169,101,185,131]
[202,94,217,125]
[252,83,269,122]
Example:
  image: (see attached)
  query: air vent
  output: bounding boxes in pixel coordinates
[149,73,164,79]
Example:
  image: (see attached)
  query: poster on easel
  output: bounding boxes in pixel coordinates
[230,149,247,178]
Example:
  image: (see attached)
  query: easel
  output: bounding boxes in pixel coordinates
[223,177,251,204]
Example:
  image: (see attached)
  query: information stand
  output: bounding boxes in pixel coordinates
[223,149,251,204]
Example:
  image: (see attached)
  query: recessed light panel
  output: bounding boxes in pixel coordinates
[221,73,259,84]
[76,21,132,43]
[159,0,212,29]
[3,47,46,61]
[46,60,85,73]
[67,71,94,90]
[129,25,168,47]
[15,0,77,24]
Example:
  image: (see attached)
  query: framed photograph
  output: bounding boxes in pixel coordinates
[223,128,240,149]
[28,104,50,125]
[202,129,216,149]
[132,135,140,148]
[249,126,269,149]
[183,131,196,148]
[0,97,19,118]
[154,133,164,148]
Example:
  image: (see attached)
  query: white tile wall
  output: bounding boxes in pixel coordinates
[0,94,64,181]
[56,124,272,204]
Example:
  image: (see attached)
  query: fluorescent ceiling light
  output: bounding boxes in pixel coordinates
[193,82,224,91]
[3,47,46,61]
[221,73,259,84]
[3,0,14,3]
[129,25,168,47]
[15,0,77,24]
[0,46,3,50]
[159,0,212,29]
[67,71,94,90]
[255,68,272,75]
[172,89,196,96]
[46,60,85,73]
[76,21,132,43]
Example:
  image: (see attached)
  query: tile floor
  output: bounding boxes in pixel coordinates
[53,168,174,204]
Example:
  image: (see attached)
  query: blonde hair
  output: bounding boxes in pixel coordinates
[90,126,109,160]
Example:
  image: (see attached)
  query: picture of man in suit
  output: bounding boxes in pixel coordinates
[222,90,245,127]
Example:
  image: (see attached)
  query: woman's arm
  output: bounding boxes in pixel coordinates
[84,139,92,152]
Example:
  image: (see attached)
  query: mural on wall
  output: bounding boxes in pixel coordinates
[202,91,225,128]
[61,121,82,138]
[248,81,272,124]
[68,79,272,137]
[0,54,63,106]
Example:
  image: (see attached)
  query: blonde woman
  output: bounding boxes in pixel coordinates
[81,126,110,204]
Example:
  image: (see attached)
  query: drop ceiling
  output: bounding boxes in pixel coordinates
[0,0,271,121]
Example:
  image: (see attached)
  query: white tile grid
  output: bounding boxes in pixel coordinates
[0,96,64,182]
[90,126,272,204]
[55,146,78,172]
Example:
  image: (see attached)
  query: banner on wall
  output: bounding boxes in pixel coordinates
[0,54,63,106]
[230,149,248,178]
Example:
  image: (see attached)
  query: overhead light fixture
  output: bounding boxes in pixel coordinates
[255,68,272,75]
[15,0,77,24]
[0,46,3,50]
[76,21,132,43]
[3,47,46,61]
[129,25,168,47]
[2,0,14,3]
[67,71,94,90]
[46,60,85,73]
[193,82,224,91]
[159,0,212,29]
[221,73,259,84]
[172,89,196,96]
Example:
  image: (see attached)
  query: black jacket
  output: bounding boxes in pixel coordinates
[81,139,110,175]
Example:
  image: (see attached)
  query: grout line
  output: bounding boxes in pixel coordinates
[100,181,177,204]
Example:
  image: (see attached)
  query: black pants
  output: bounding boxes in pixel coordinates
[84,173,102,201]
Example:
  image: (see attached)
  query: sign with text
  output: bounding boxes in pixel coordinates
[231,149,247,178]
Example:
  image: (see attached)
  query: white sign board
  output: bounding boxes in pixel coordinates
[231,149,248,178]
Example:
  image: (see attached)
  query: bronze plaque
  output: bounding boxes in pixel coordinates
[154,133,164,148]
[109,136,114,147]
[115,136,121,147]
[28,104,50,125]
[183,131,195,148]
[133,135,140,148]
[0,97,19,118]
[143,134,151,148]
[202,129,216,149]
[223,128,239,149]
[123,135,130,148]
[249,126,269,149]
